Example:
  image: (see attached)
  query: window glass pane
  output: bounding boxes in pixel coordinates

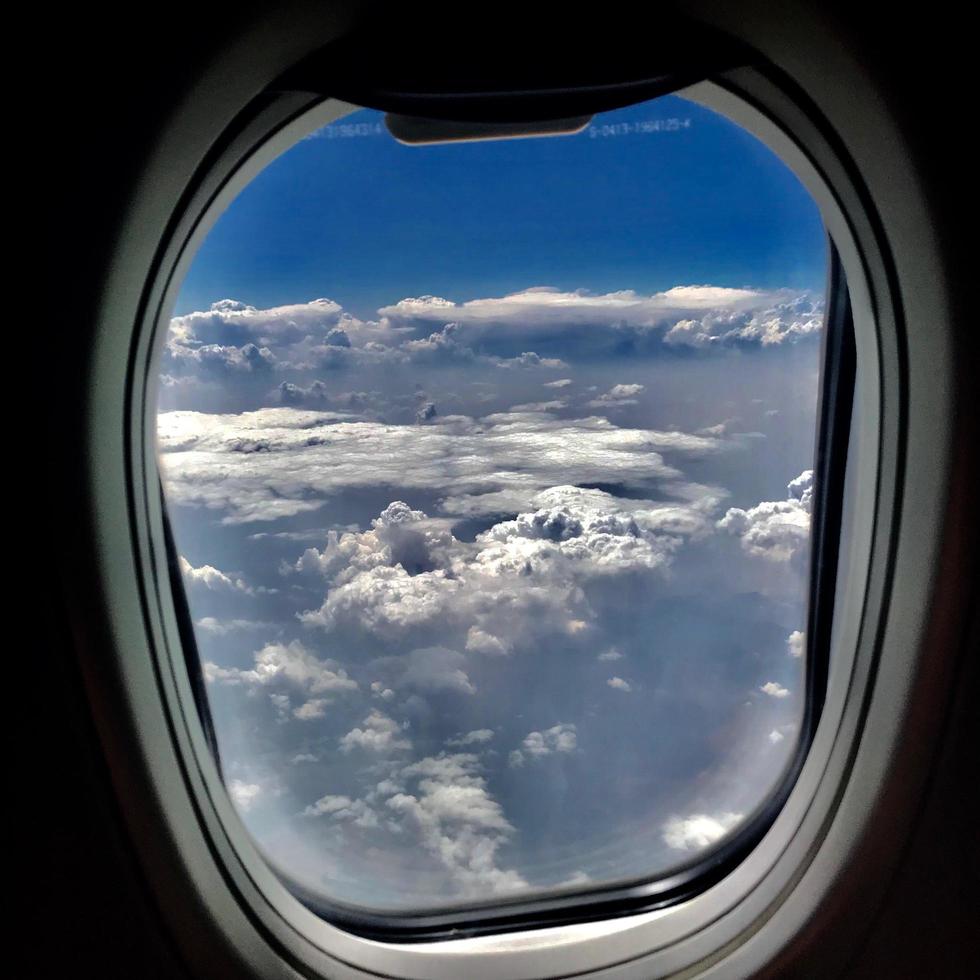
[158,94,827,914]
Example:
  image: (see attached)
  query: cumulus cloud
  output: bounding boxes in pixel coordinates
[277,380,329,405]
[508,399,567,413]
[164,342,276,379]
[587,383,645,408]
[159,407,725,525]
[787,469,814,510]
[365,647,477,698]
[446,729,495,747]
[371,680,395,701]
[294,758,527,902]
[164,298,408,387]
[760,681,790,698]
[339,710,411,754]
[716,469,813,562]
[303,794,379,828]
[162,285,822,400]
[465,627,511,657]
[276,382,377,412]
[297,488,709,655]
[662,294,823,348]
[170,298,345,347]
[203,640,358,721]
[290,500,456,581]
[163,285,822,398]
[293,698,330,720]
[496,351,567,369]
[383,753,527,897]
[228,780,262,812]
[160,281,824,899]
[662,811,743,851]
[399,647,476,695]
[379,286,822,356]
[787,629,806,659]
[180,555,260,594]
[403,322,475,363]
[509,723,577,768]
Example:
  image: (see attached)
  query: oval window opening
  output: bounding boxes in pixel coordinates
[156,92,838,932]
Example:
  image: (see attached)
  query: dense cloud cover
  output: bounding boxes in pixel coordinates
[152,83,837,912]
[159,277,822,912]
[160,287,823,406]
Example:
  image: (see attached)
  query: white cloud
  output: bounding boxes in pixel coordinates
[598,648,623,662]
[159,408,725,525]
[269,693,291,721]
[716,469,813,562]
[544,378,573,389]
[298,488,709,652]
[662,811,743,851]
[788,468,814,510]
[339,710,411,754]
[465,627,511,657]
[163,286,822,398]
[378,286,821,352]
[293,698,330,720]
[289,500,456,582]
[167,299,405,366]
[510,723,577,767]
[768,729,785,744]
[228,780,262,812]
[382,753,527,897]
[397,647,477,696]
[195,617,270,635]
[508,399,567,413]
[760,681,790,698]
[203,640,358,703]
[496,351,567,369]
[587,383,645,408]
[787,629,806,659]
[164,342,276,378]
[300,563,466,639]
[662,294,823,348]
[446,729,495,747]
[302,794,379,828]
[302,793,352,816]
[203,662,244,685]
[607,676,632,692]
[179,555,258,594]
[371,680,395,701]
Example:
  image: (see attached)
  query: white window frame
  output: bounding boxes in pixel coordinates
[80,44,925,977]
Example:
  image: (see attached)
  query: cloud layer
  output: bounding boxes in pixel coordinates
[163,282,820,910]
[161,286,824,396]
[159,408,726,524]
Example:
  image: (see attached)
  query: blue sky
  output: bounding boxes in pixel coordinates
[177,96,826,318]
[159,93,826,913]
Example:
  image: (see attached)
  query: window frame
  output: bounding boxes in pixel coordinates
[91,51,908,980]
[152,96,853,943]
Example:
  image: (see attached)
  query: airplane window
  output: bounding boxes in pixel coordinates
[155,93,843,931]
